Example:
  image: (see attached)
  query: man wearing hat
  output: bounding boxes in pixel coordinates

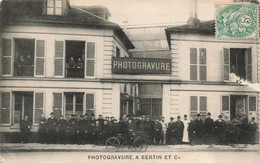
[77,115,86,144]
[97,114,104,127]
[68,114,77,144]
[88,113,96,144]
[166,117,175,145]
[194,113,204,145]
[214,115,226,145]
[57,115,68,144]
[47,112,57,144]
[175,116,184,144]
[204,112,214,145]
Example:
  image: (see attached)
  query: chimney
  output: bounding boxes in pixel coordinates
[187,0,200,27]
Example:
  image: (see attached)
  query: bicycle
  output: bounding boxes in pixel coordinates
[105,132,148,152]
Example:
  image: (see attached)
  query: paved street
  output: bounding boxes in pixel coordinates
[0,144,259,163]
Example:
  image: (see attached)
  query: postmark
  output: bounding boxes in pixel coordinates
[215,3,258,39]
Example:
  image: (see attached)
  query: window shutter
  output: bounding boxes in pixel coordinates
[1,92,11,124]
[86,93,94,115]
[246,48,252,81]
[199,48,207,81]
[35,40,45,76]
[200,96,207,112]
[34,92,44,124]
[249,96,256,111]
[223,48,230,81]
[190,96,198,111]
[53,92,63,119]
[2,39,12,76]
[54,41,64,77]
[86,42,95,77]
[190,48,197,80]
[222,96,229,111]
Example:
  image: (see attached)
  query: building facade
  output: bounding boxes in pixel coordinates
[0,0,259,142]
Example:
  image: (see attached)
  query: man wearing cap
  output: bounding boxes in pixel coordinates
[97,114,104,127]
[57,115,68,144]
[248,117,258,145]
[194,113,204,145]
[188,117,196,145]
[47,112,57,144]
[204,112,214,145]
[83,114,89,144]
[154,119,162,144]
[175,116,184,144]
[77,115,86,144]
[68,114,77,144]
[88,113,96,144]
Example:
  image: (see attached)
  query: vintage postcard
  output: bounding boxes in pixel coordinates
[0,0,259,163]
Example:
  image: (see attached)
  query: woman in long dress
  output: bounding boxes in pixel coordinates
[182,114,189,143]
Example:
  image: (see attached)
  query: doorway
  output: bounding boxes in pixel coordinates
[230,95,247,120]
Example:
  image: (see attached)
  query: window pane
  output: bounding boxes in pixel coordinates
[54,59,63,76]
[86,60,94,76]
[199,48,206,64]
[53,93,62,108]
[222,96,229,111]
[190,96,197,111]
[3,39,11,56]
[200,96,207,111]
[2,57,11,75]
[55,8,62,15]
[190,65,197,80]
[199,66,206,81]
[190,48,197,64]
[47,8,54,15]
[47,0,54,7]
[36,58,44,75]
[35,93,43,108]
[86,94,94,109]
[55,0,62,7]
[249,97,256,111]
[87,42,95,59]
[55,41,63,57]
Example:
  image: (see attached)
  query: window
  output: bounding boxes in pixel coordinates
[190,96,207,120]
[0,92,11,124]
[65,93,84,119]
[14,92,33,124]
[224,48,252,81]
[65,41,85,78]
[249,96,256,111]
[116,47,120,57]
[190,48,207,81]
[47,0,62,15]
[222,96,230,111]
[14,39,35,77]
[2,39,12,76]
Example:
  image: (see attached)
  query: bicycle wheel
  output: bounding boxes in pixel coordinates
[132,136,148,152]
[105,137,120,152]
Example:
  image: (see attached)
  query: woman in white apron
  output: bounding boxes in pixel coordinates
[182,114,189,143]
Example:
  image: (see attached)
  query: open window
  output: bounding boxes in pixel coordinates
[223,48,252,81]
[65,41,85,78]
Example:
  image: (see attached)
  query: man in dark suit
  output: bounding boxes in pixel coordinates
[175,116,184,144]
[77,115,85,144]
[57,115,68,144]
[68,114,77,144]
[20,115,32,143]
[194,113,204,145]
[204,112,214,145]
[38,114,47,144]
[88,113,96,144]
[248,117,258,145]
[47,112,57,144]
[188,118,196,145]
[166,117,175,145]
[214,115,226,145]
[154,119,162,144]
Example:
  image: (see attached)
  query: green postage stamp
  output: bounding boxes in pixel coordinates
[216,3,259,39]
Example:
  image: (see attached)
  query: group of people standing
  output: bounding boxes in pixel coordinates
[20,112,258,146]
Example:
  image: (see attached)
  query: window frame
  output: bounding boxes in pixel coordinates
[190,95,207,118]
[47,0,62,15]
[248,96,257,112]
[85,92,95,116]
[54,40,65,78]
[190,48,207,81]
[64,92,84,119]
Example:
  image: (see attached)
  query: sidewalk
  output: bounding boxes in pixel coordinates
[0,143,259,152]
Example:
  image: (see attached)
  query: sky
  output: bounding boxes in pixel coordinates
[70,0,234,25]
